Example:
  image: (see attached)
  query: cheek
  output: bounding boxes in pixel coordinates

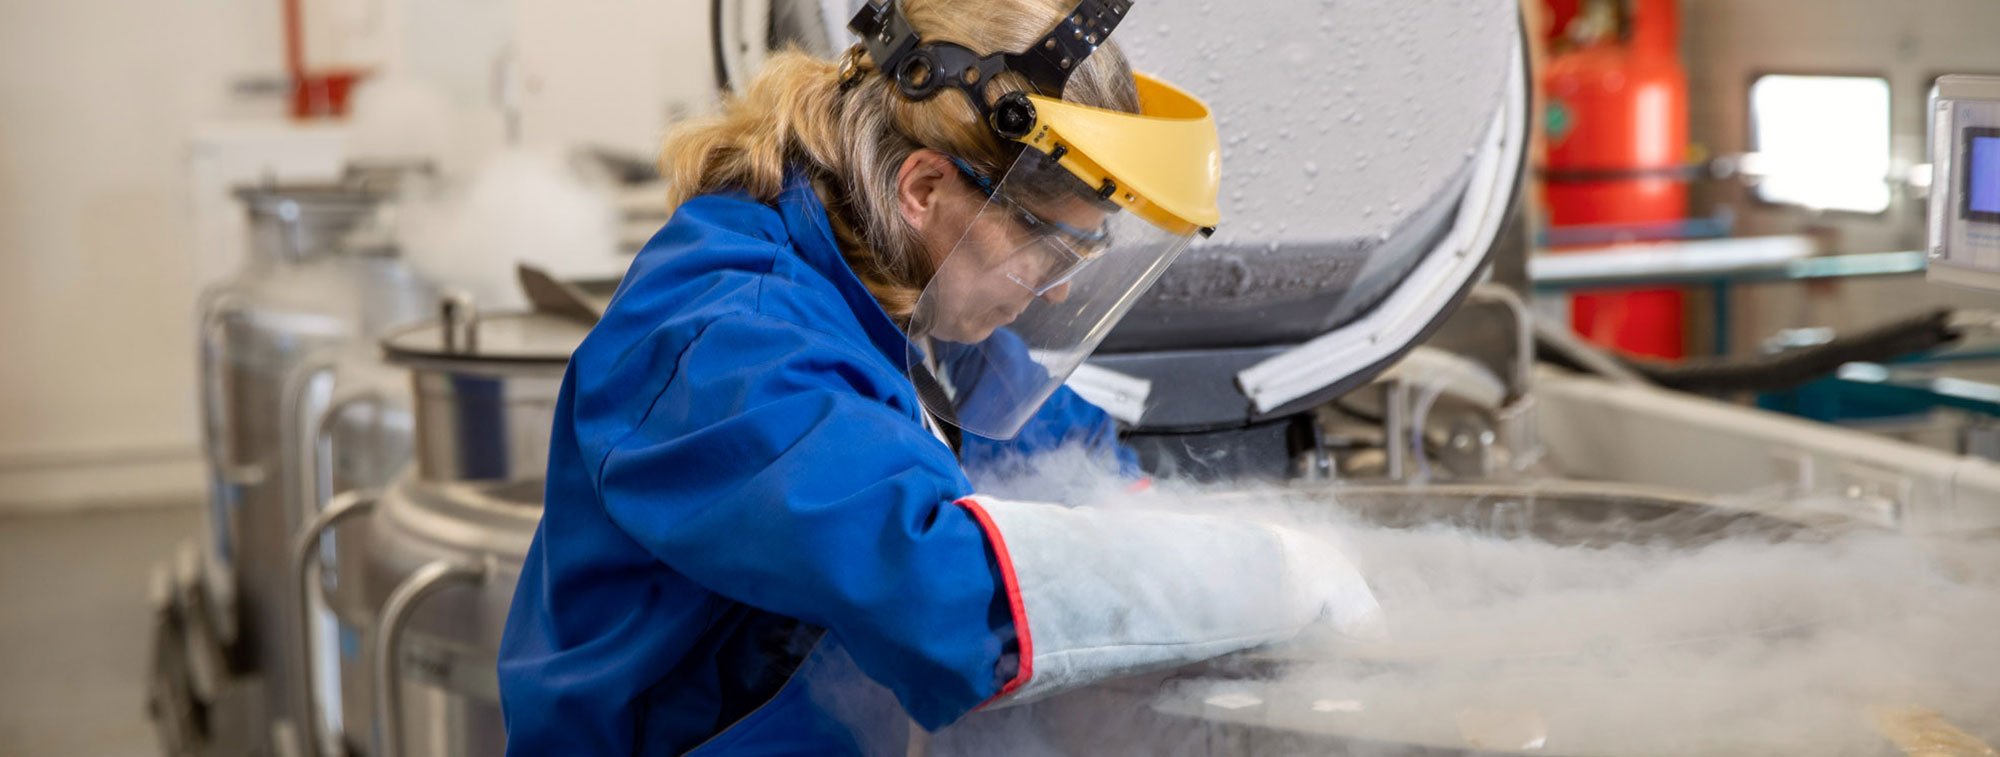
[965,217,1032,272]
[919,193,987,268]
[912,221,950,272]
[927,215,1017,284]
[930,214,970,268]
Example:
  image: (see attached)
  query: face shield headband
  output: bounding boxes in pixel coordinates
[845,0,1131,130]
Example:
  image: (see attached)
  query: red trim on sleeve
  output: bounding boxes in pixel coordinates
[1125,476,1154,494]
[953,496,1034,704]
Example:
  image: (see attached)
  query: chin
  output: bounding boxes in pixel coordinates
[957,324,1000,343]
[935,314,1011,345]
[973,314,1020,342]
[930,323,984,345]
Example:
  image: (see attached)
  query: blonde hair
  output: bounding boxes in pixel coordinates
[659,0,1139,318]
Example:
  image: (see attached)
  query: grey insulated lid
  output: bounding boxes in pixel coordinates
[381,296,590,371]
[233,183,385,213]
[1105,0,1521,352]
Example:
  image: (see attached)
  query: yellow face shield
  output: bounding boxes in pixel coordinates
[905,73,1222,440]
[849,0,1223,438]
[1000,73,1222,234]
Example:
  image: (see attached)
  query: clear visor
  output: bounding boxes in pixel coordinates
[907,147,1199,440]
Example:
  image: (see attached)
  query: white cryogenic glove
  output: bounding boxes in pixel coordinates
[957,495,1388,708]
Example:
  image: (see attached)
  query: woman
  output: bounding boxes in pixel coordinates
[497,0,1383,753]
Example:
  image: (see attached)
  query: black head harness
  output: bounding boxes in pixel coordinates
[845,0,1130,138]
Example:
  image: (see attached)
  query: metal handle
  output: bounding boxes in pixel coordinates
[199,297,263,486]
[277,360,356,755]
[373,559,484,757]
[301,387,387,538]
[1382,380,1411,481]
[1470,284,1550,476]
[289,376,387,756]
[1469,283,1536,402]
[289,490,378,757]
[288,362,336,523]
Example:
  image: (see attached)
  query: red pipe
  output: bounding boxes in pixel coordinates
[283,0,305,79]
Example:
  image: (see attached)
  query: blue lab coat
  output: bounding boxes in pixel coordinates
[496,172,1133,755]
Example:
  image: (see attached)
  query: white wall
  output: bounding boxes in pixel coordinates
[512,0,718,158]
[0,0,717,511]
[0,0,286,509]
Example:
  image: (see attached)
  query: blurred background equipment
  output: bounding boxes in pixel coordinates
[2,0,2000,755]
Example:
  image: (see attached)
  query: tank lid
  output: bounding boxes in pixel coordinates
[232,182,386,214]
[232,164,430,215]
[382,294,588,368]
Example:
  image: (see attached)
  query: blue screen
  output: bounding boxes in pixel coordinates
[1972,135,2000,216]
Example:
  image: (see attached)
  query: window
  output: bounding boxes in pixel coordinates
[1748,74,1893,214]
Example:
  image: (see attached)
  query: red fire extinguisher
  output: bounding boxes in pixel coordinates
[1542,0,1690,359]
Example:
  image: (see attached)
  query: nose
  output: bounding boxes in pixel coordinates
[1038,282,1072,304]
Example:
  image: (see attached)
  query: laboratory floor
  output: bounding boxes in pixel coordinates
[0,503,200,757]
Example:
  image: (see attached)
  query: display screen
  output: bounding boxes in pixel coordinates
[1967,127,2000,222]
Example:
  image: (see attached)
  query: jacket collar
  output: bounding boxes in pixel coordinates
[774,171,916,370]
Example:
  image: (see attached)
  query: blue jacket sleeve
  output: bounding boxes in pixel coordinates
[940,329,1140,477]
[586,313,1008,729]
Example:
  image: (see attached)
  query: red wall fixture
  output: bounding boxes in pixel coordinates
[1542,0,1690,359]
[284,0,369,119]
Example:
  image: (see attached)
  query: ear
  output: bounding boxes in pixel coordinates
[896,149,959,234]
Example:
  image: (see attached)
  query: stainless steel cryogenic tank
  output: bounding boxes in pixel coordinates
[175,178,434,755]
[294,303,587,757]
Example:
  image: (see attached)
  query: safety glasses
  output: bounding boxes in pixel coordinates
[951,156,1114,295]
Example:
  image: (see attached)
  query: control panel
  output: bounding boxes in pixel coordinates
[1929,75,2000,292]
